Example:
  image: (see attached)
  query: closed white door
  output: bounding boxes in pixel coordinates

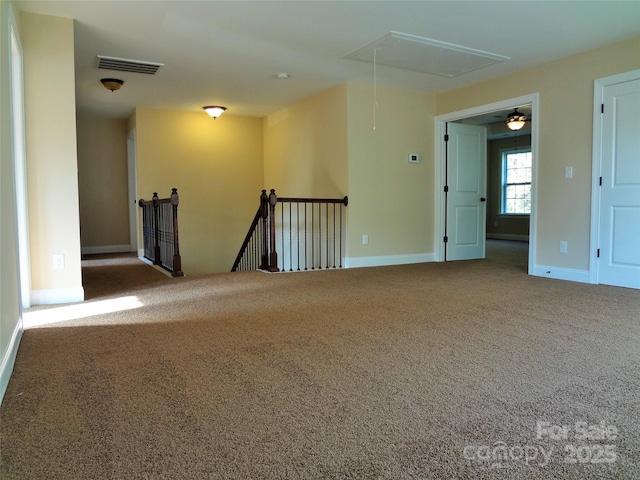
[598,78,640,288]
[446,123,487,261]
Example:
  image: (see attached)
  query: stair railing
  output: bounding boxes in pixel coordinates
[138,188,183,277]
[232,189,348,272]
[232,190,270,272]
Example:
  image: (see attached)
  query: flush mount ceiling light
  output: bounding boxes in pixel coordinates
[506,108,527,131]
[101,78,124,92]
[344,31,510,77]
[203,106,227,119]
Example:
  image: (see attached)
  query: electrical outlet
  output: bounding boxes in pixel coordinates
[53,254,65,270]
[362,234,369,245]
[559,241,568,254]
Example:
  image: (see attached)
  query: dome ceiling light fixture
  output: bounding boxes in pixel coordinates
[506,108,527,131]
[101,78,124,92]
[203,106,227,119]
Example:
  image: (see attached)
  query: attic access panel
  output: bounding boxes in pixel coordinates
[345,31,509,77]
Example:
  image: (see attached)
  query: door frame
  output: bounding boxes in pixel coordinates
[589,69,640,285]
[434,92,539,275]
[9,5,30,308]
[127,128,138,253]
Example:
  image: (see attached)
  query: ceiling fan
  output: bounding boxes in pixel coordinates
[500,108,530,131]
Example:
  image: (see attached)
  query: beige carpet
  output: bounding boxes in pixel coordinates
[1,242,639,479]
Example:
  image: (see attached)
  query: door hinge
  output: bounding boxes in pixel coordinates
[599,176,602,186]
[601,104,604,114]
[597,248,600,258]
[443,236,448,243]
[444,134,449,142]
[444,185,449,193]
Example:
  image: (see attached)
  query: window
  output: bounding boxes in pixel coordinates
[501,149,532,214]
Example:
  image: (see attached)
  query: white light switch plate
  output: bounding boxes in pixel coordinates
[565,166,573,179]
[53,254,65,270]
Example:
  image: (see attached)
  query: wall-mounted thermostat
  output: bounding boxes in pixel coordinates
[408,153,419,163]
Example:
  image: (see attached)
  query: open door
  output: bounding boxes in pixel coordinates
[445,123,487,261]
[595,76,640,288]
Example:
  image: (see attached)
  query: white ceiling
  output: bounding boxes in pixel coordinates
[16,1,640,119]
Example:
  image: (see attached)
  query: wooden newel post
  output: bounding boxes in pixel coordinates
[267,189,280,272]
[170,188,184,277]
[152,192,161,265]
[259,190,269,270]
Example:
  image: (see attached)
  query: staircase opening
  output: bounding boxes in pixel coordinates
[232,189,348,273]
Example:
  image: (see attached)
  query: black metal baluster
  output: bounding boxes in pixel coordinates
[296,202,300,271]
[259,224,263,270]
[289,202,293,271]
[153,193,160,266]
[317,202,322,269]
[281,202,285,272]
[333,204,336,268]
[339,204,343,268]
[304,202,308,270]
[162,205,168,269]
[248,236,251,271]
[253,231,257,270]
[311,204,315,270]
[325,203,329,269]
[165,206,169,269]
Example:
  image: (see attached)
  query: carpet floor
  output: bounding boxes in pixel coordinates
[1,241,638,479]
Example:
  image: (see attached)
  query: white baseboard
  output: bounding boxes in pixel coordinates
[81,244,133,255]
[487,234,529,242]
[532,265,590,284]
[1,318,23,406]
[138,255,175,277]
[345,252,435,268]
[31,286,85,306]
[138,254,152,266]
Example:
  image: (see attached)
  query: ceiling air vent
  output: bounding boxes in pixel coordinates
[97,55,164,75]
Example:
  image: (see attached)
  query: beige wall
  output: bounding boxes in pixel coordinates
[1,2,23,400]
[21,12,83,302]
[264,84,348,197]
[134,109,264,274]
[437,36,640,271]
[77,114,130,249]
[347,83,436,260]
[263,83,437,263]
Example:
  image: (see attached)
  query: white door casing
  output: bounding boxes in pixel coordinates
[434,93,539,272]
[127,129,138,253]
[10,7,31,308]
[445,123,487,261]
[592,71,640,289]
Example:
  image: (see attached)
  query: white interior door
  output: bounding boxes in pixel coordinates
[446,123,487,261]
[597,78,640,288]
